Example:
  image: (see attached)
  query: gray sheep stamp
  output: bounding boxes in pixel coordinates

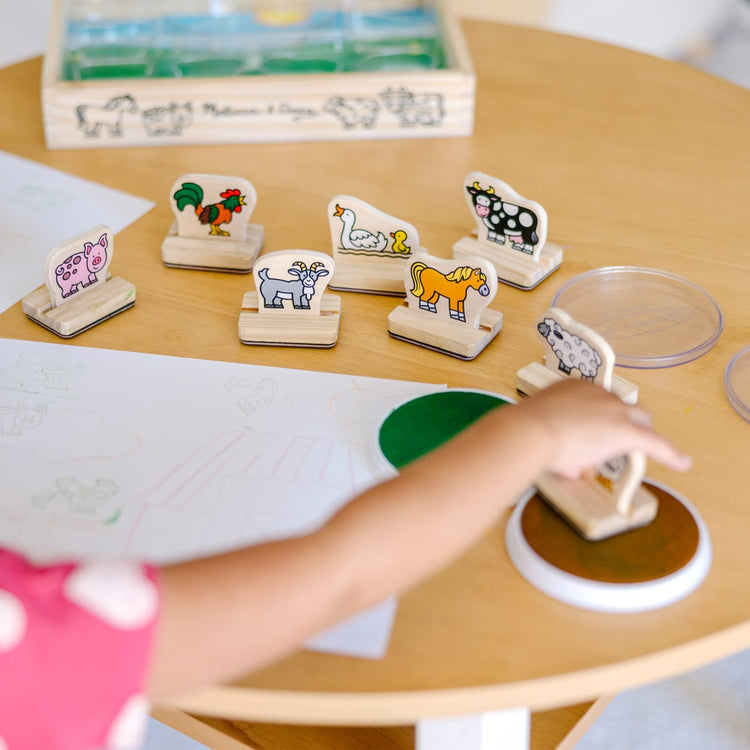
[537,314,604,382]
[515,307,638,404]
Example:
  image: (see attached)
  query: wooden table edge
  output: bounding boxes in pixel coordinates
[161,619,750,724]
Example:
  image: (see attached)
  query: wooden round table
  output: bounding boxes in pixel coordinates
[1,18,748,750]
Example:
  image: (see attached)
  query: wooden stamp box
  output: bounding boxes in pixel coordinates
[42,0,475,150]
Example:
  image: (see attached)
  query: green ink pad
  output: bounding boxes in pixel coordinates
[372,389,512,477]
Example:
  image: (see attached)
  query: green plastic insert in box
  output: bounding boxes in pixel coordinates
[63,0,447,80]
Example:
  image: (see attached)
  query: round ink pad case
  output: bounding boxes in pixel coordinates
[725,346,750,423]
[552,267,724,368]
[371,389,513,478]
[505,480,712,613]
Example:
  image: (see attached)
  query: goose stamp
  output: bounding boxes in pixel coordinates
[327,195,426,295]
[453,170,563,289]
[516,307,638,404]
[162,173,264,272]
[22,224,135,338]
[387,252,502,359]
[238,249,340,347]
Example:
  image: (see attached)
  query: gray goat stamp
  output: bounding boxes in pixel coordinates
[258,260,330,310]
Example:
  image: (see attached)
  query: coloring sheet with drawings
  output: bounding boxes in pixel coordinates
[0,337,444,658]
[0,150,154,314]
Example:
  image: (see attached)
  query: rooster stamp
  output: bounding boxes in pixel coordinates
[161,173,264,272]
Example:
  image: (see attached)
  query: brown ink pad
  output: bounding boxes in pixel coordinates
[506,481,711,612]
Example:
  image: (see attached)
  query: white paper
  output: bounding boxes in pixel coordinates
[0,338,443,658]
[0,151,154,314]
[306,597,398,659]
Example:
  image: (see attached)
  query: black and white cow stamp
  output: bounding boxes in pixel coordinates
[465,179,541,255]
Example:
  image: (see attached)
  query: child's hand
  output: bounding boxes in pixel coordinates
[519,379,691,479]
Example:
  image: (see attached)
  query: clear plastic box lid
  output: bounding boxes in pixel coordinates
[725,346,750,423]
[551,266,724,368]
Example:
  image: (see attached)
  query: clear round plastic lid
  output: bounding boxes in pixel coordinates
[552,266,724,368]
[725,346,750,423]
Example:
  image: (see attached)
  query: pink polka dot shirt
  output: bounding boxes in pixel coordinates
[0,549,161,750]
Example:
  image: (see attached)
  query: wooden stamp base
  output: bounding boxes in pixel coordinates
[330,256,409,296]
[387,302,503,360]
[452,236,563,290]
[238,291,341,348]
[535,471,657,541]
[516,361,639,405]
[161,221,263,273]
[505,481,711,612]
[22,276,135,338]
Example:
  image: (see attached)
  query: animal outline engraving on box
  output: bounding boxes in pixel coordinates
[453,170,563,290]
[22,224,135,338]
[238,249,341,347]
[327,195,424,295]
[535,449,659,541]
[387,252,502,360]
[161,173,264,272]
[516,307,638,404]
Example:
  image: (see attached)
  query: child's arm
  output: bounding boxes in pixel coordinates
[148,380,690,698]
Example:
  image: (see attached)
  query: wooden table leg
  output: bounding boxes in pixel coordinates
[153,696,612,750]
[150,707,260,749]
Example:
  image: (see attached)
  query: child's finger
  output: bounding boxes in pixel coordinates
[635,426,691,472]
[627,406,653,427]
